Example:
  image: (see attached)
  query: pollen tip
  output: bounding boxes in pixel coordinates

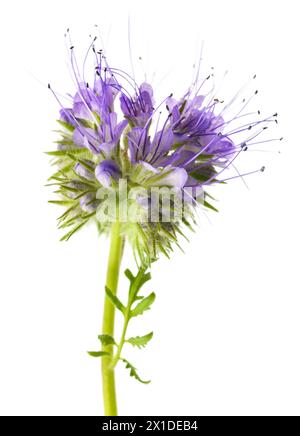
[70,45,74,50]
[169,93,173,98]
[255,90,258,95]
[253,74,257,79]
[48,83,51,89]
[258,110,261,115]
[261,166,265,172]
[273,112,278,117]
[206,75,211,80]
[280,137,283,141]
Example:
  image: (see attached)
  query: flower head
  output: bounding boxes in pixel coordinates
[47,37,279,264]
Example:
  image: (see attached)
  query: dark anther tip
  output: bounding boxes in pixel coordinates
[48,83,51,89]
[261,166,266,172]
[70,45,74,50]
[255,90,258,95]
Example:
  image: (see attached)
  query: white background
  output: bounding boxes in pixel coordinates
[0,0,299,416]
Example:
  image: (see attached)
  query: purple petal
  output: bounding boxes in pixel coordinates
[95,160,121,187]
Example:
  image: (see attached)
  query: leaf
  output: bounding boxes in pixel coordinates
[130,292,156,318]
[127,332,153,349]
[124,268,135,282]
[105,287,125,314]
[121,358,150,384]
[125,267,152,303]
[98,334,116,346]
[87,351,110,357]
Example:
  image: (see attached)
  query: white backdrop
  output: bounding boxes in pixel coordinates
[0,0,299,416]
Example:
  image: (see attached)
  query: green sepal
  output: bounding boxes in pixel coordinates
[60,220,87,241]
[57,119,75,132]
[203,200,219,212]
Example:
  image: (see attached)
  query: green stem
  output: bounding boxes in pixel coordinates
[111,312,130,368]
[101,221,124,416]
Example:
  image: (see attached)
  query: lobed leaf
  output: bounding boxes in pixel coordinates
[121,358,150,384]
[105,287,125,314]
[130,292,156,318]
[126,332,153,349]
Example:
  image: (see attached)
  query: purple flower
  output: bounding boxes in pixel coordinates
[80,193,100,213]
[95,160,122,187]
[74,161,95,180]
[48,35,278,255]
[120,83,154,127]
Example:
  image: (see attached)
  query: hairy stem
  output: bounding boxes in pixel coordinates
[101,221,124,416]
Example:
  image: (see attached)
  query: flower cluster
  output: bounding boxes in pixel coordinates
[48,39,278,265]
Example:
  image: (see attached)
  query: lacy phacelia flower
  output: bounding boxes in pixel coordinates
[48,42,278,264]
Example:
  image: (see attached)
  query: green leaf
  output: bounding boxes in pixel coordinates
[130,292,156,318]
[124,268,135,282]
[125,267,152,303]
[121,358,150,384]
[126,332,153,349]
[105,287,125,314]
[98,334,116,346]
[87,351,110,357]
